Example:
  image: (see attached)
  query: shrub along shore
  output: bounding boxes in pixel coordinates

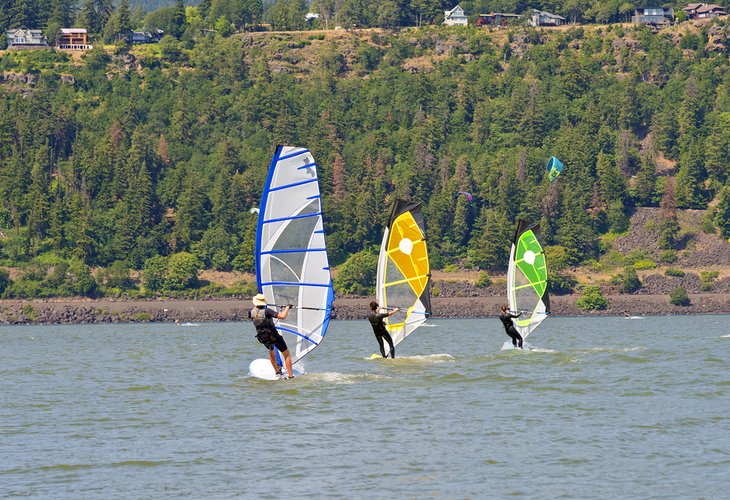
[0,293,728,325]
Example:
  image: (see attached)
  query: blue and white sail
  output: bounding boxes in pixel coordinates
[255,146,334,366]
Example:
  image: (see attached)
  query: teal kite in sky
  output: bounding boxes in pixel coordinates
[546,157,563,182]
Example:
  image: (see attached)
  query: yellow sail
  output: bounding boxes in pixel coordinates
[376,200,432,354]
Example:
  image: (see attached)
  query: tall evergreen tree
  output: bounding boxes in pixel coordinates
[94,0,113,33]
[26,145,51,248]
[77,0,98,33]
[171,0,185,38]
[102,0,132,43]
[704,112,730,185]
[675,138,707,209]
[10,0,38,28]
[633,152,657,206]
[46,0,74,43]
[714,187,730,239]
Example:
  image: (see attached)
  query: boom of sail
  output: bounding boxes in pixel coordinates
[255,146,334,366]
[507,219,550,339]
[376,199,432,355]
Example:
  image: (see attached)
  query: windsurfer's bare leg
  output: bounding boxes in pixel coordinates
[282,349,294,378]
[269,349,282,374]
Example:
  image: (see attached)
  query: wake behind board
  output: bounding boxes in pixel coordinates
[500,341,555,353]
[249,358,302,380]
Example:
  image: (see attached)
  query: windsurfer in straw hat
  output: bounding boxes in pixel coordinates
[250,293,294,378]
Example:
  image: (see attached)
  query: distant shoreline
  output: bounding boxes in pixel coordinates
[0,294,727,325]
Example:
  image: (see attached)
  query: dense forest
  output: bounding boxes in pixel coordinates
[0,13,729,298]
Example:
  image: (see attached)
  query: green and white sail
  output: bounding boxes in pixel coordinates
[507,219,550,339]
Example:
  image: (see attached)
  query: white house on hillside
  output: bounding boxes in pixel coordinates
[5,29,48,49]
[529,9,566,27]
[444,5,468,26]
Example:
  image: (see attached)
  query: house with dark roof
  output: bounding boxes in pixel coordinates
[129,29,164,44]
[633,7,674,25]
[683,3,727,19]
[529,9,566,27]
[5,29,48,49]
[475,12,522,27]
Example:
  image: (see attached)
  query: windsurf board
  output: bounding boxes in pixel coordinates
[249,358,302,380]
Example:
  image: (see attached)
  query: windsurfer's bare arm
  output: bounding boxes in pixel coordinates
[277,305,292,319]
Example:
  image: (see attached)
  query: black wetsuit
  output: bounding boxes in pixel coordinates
[251,307,288,353]
[499,311,523,348]
[368,312,395,358]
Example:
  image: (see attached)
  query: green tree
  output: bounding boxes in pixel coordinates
[9,0,38,28]
[596,152,627,205]
[171,0,186,38]
[46,0,74,44]
[0,269,11,296]
[675,139,707,209]
[576,286,609,310]
[26,145,51,249]
[658,178,680,250]
[333,248,378,296]
[213,15,234,36]
[67,259,96,296]
[164,252,200,291]
[268,0,306,30]
[77,0,98,34]
[409,0,440,27]
[104,260,134,290]
[714,186,730,239]
[669,286,690,306]
[633,152,657,206]
[171,173,210,251]
[95,0,113,33]
[704,112,730,185]
[102,0,131,43]
[621,266,641,293]
[143,255,168,292]
[376,0,399,28]
[467,208,511,271]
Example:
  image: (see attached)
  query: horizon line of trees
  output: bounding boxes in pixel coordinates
[4,0,730,50]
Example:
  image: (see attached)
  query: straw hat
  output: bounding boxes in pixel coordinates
[252,293,267,307]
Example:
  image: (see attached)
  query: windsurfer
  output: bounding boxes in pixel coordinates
[250,293,294,378]
[499,305,523,349]
[368,301,400,358]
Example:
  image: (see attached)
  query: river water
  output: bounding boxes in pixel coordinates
[2,316,729,498]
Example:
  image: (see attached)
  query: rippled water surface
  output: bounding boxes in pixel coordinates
[2,316,729,498]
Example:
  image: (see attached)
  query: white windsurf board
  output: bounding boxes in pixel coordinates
[249,358,302,380]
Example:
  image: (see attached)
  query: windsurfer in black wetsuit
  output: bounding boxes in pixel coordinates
[368,301,400,358]
[250,293,294,378]
[499,305,523,349]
